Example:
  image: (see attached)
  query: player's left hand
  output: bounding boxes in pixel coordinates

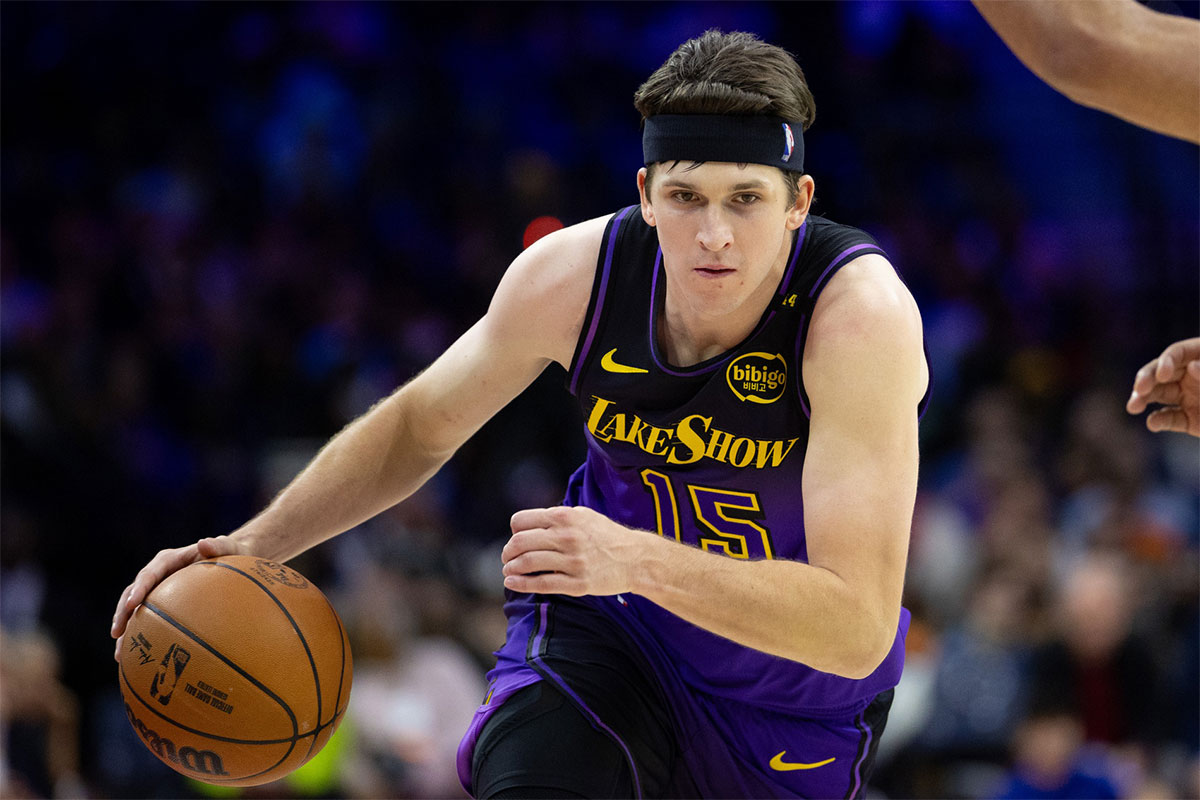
[502,506,650,596]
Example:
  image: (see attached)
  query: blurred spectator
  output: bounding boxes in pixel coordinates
[883,565,1040,798]
[919,565,1037,760]
[0,628,86,799]
[990,707,1120,800]
[1029,552,1166,756]
[340,565,483,799]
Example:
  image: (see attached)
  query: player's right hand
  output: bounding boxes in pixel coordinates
[1126,337,1200,437]
[111,535,244,661]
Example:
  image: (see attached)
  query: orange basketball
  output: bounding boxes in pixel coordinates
[118,555,353,786]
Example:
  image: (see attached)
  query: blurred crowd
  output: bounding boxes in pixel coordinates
[1,3,1196,799]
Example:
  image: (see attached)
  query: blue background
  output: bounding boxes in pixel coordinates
[2,2,1197,798]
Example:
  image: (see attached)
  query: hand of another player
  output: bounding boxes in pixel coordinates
[111,535,245,661]
[502,506,650,597]
[1126,337,1200,437]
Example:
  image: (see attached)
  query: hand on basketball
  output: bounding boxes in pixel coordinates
[111,535,244,661]
[502,506,650,597]
[1126,337,1200,437]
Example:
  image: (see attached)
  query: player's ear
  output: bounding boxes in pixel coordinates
[638,168,656,227]
[786,174,814,231]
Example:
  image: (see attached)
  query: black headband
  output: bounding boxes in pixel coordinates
[642,114,804,173]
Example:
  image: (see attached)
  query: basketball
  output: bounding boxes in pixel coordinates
[117,555,353,786]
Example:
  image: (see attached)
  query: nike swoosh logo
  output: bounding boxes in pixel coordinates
[769,751,836,772]
[600,348,649,374]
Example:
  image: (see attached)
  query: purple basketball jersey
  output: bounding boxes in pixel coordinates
[458,208,925,797]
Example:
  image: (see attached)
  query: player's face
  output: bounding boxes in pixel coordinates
[638,162,812,322]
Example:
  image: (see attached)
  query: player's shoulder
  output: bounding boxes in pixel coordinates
[804,252,927,407]
[488,213,614,368]
[496,214,608,298]
[517,214,610,273]
[809,252,921,349]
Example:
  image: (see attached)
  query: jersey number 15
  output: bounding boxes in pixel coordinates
[640,469,776,560]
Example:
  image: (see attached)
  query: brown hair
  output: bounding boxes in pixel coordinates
[634,29,815,126]
[634,30,815,205]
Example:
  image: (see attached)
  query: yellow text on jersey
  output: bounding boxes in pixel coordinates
[586,397,800,469]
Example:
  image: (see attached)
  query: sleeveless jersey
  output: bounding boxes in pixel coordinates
[561,205,919,716]
[457,206,926,794]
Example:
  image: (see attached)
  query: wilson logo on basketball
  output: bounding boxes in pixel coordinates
[124,703,229,777]
[149,643,191,706]
[726,353,787,404]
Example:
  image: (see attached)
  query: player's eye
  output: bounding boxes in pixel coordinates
[735,193,760,204]
[672,191,697,203]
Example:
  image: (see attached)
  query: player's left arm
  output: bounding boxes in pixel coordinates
[786,254,927,674]
[502,254,927,679]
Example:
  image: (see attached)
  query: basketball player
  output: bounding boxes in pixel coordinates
[972,0,1200,438]
[113,30,928,798]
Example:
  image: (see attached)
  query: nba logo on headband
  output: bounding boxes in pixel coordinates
[642,115,805,173]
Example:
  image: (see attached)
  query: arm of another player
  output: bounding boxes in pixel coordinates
[973,0,1200,144]
[111,217,605,658]
[503,255,927,679]
[1126,337,1200,436]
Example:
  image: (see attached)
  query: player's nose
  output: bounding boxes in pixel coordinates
[696,206,733,250]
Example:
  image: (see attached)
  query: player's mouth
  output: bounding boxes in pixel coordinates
[695,265,735,278]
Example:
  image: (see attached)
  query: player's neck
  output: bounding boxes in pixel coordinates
[658,242,788,367]
[657,290,770,367]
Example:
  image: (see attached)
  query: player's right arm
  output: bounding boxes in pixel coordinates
[973,0,1200,144]
[111,216,606,659]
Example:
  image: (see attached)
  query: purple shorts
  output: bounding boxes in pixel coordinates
[457,595,894,799]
